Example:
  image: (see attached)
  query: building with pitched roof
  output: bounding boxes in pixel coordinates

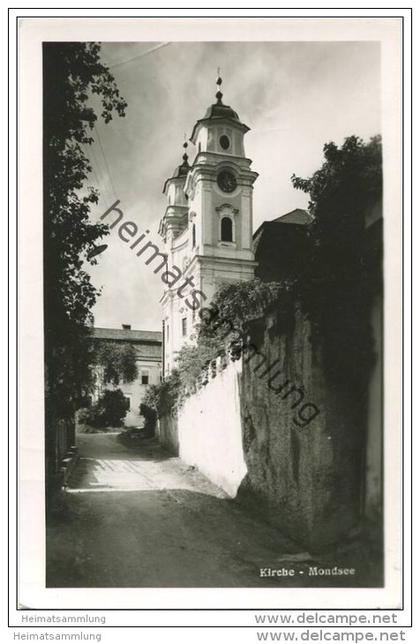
[90,324,162,426]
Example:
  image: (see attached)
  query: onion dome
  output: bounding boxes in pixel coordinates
[172,140,190,178]
[203,72,241,122]
[163,140,191,193]
[190,71,249,144]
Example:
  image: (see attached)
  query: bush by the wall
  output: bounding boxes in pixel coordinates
[139,403,157,437]
[143,370,181,418]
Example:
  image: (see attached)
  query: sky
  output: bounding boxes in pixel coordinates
[85,40,381,332]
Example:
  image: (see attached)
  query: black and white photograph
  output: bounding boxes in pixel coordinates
[13,13,406,615]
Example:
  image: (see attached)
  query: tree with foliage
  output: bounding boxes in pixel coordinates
[175,279,291,392]
[95,342,138,386]
[291,135,382,385]
[43,42,127,489]
[292,135,382,282]
[145,279,291,413]
[80,389,128,428]
[198,278,292,341]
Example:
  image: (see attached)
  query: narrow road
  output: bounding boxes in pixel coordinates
[46,432,370,588]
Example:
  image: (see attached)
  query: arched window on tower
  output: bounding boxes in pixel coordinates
[221,216,233,242]
[192,223,196,247]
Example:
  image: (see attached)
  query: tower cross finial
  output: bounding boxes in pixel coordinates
[216,67,223,104]
[182,135,188,164]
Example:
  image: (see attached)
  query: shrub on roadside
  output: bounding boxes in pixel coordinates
[143,370,181,417]
[79,388,128,428]
[139,403,157,437]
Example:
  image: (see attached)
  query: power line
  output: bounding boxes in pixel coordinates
[93,123,119,203]
[90,42,172,204]
[88,143,114,207]
[88,140,114,206]
[109,42,171,69]
[86,147,101,187]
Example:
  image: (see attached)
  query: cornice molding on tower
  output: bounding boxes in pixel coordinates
[159,206,189,239]
[190,116,250,145]
[162,171,190,195]
[185,163,258,195]
[191,150,254,168]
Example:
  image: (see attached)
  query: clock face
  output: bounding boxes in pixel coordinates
[217,170,237,193]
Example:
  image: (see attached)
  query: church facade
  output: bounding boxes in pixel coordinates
[159,76,258,375]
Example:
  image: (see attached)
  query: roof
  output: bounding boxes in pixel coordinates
[173,161,190,178]
[203,102,241,122]
[162,159,190,194]
[90,327,162,344]
[253,208,311,243]
[273,208,313,225]
[190,100,249,143]
[135,343,162,361]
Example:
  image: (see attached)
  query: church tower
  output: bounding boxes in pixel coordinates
[159,74,258,374]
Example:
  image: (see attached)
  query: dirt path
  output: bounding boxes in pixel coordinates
[46,432,375,588]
